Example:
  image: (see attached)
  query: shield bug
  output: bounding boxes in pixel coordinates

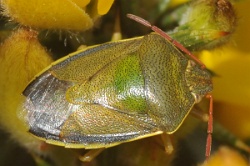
[21,14,213,160]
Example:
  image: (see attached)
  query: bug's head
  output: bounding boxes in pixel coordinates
[185,60,213,103]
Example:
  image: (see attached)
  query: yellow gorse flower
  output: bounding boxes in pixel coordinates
[200,146,248,166]
[1,0,114,31]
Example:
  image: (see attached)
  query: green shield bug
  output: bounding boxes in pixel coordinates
[21,14,213,160]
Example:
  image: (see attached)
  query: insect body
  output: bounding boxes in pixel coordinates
[21,15,213,157]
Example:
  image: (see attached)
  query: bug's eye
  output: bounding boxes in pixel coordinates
[191,92,203,103]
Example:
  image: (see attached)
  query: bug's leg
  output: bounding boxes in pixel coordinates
[161,133,174,154]
[190,106,209,122]
[111,9,122,41]
[78,148,105,162]
[205,94,213,159]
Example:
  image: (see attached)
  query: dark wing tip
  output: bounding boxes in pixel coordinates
[23,71,52,97]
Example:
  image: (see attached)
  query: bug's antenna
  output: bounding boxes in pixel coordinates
[205,94,213,159]
[127,14,206,69]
